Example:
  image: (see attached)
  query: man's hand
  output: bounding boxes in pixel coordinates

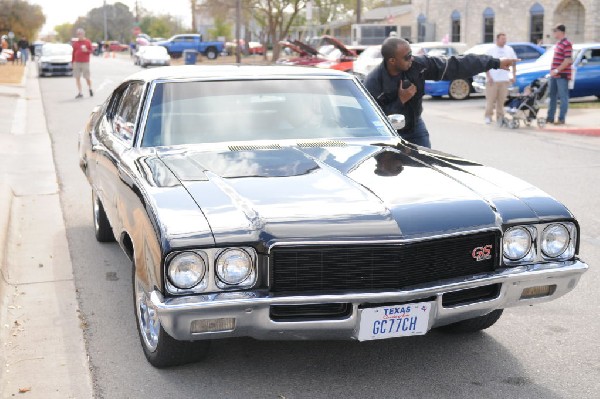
[498,58,519,70]
[398,83,416,104]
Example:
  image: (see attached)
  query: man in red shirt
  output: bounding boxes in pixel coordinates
[72,28,93,99]
[547,24,573,125]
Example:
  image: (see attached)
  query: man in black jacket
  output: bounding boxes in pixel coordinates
[364,37,517,148]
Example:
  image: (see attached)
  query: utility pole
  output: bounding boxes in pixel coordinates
[356,0,361,23]
[103,0,108,41]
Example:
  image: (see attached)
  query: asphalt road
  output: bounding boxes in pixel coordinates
[41,55,600,398]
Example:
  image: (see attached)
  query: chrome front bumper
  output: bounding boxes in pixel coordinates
[151,260,587,341]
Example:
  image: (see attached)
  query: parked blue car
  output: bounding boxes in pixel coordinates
[425,42,545,100]
[473,43,600,99]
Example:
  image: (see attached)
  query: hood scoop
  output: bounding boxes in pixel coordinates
[228,144,282,151]
[297,140,347,148]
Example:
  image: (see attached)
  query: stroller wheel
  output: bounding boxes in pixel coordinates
[537,118,547,128]
[508,119,519,129]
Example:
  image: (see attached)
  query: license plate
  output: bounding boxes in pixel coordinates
[357,302,432,341]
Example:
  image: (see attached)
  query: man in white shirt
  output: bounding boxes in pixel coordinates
[484,33,517,124]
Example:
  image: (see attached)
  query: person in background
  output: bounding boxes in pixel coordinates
[17,37,29,65]
[484,33,517,125]
[72,28,94,99]
[547,24,573,125]
[364,37,517,148]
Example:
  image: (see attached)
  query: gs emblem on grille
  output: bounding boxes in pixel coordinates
[472,244,493,261]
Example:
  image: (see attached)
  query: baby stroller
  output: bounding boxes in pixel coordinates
[502,77,549,129]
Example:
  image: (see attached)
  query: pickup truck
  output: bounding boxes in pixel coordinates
[155,34,224,60]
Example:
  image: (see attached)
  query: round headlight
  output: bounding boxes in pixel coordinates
[167,252,206,289]
[216,249,252,285]
[541,224,570,258]
[503,227,532,260]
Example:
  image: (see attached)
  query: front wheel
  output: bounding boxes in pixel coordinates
[448,79,471,100]
[92,190,115,242]
[438,309,503,333]
[205,47,218,60]
[133,266,210,368]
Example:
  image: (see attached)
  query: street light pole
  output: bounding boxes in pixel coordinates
[235,0,241,63]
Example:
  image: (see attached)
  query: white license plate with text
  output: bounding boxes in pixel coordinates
[358,302,432,341]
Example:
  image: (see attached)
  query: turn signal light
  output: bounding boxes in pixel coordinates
[191,318,235,334]
[520,285,556,299]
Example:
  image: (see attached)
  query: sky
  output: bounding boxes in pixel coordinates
[30,0,193,35]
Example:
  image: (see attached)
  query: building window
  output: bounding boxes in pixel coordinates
[483,8,495,43]
[417,14,427,42]
[451,10,461,42]
[530,3,544,44]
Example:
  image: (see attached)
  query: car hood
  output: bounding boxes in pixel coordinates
[157,143,571,247]
[321,35,355,57]
[39,55,71,63]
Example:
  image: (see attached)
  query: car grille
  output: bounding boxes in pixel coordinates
[270,232,500,293]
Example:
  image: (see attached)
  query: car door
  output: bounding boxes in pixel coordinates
[94,81,145,230]
[572,47,600,97]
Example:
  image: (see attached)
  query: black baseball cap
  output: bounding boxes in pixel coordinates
[553,24,566,32]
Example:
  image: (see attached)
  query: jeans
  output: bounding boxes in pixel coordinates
[399,117,431,148]
[547,77,569,122]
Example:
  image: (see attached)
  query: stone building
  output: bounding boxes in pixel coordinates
[409,0,599,46]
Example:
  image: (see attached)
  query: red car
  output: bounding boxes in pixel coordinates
[315,35,364,72]
[276,40,327,66]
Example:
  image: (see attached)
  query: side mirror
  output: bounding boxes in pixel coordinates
[388,114,405,130]
[580,58,588,66]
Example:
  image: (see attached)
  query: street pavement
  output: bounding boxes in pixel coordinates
[0,61,598,397]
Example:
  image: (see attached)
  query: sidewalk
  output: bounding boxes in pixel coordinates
[425,96,600,137]
[0,65,92,397]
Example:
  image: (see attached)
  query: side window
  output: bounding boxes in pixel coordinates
[112,82,144,143]
[583,49,600,65]
[513,45,540,61]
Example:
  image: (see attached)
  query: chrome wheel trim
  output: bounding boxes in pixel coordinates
[92,193,100,234]
[449,79,470,100]
[135,275,160,351]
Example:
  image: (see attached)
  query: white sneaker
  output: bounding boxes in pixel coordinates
[485,117,492,124]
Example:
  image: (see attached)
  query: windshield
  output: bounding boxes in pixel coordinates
[141,79,393,146]
[42,44,72,56]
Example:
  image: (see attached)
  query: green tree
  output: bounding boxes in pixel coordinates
[0,0,46,42]
[139,15,180,39]
[208,17,232,40]
[54,23,74,43]
[73,2,135,42]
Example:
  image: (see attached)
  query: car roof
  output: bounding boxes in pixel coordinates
[126,65,352,82]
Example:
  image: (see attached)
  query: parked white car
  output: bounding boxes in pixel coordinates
[135,45,171,68]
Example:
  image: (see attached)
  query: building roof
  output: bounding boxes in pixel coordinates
[362,5,412,21]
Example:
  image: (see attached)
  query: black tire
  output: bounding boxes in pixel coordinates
[133,265,210,368]
[437,309,503,333]
[205,47,218,60]
[448,79,471,100]
[92,190,115,242]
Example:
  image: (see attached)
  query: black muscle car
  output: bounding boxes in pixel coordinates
[78,65,587,368]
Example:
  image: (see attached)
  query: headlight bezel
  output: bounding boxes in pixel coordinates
[163,247,258,295]
[502,221,578,266]
[165,251,208,292]
[215,248,256,289]
[541,222,576,260]
[503,226,535,262]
